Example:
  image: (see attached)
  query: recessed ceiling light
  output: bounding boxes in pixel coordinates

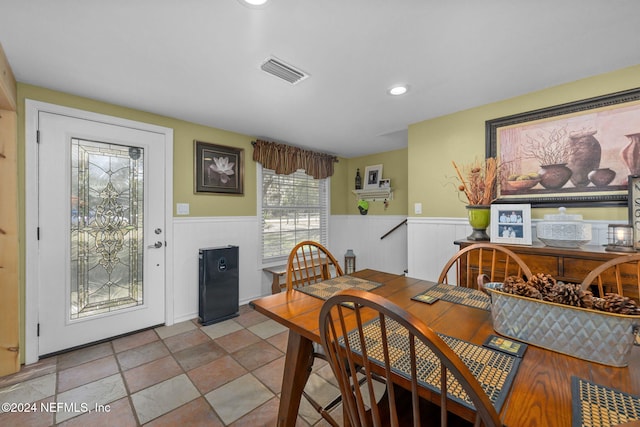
[388,85,408,96]
[241,0,269,6]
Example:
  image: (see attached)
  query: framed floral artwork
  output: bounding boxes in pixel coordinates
[486,87,640,207]
[195,140,244,194]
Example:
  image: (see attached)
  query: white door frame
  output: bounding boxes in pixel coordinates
[24,100,174,364]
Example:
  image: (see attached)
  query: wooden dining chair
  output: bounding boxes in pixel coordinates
[285,240,345,426]
[580,253,640,299]
[319,289,503,427]
[438,243,532,288]
[286,240,344,290]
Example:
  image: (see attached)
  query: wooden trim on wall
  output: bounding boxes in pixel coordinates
[0,110,19,376]
[0,43,16,111]
[0,41,19,376]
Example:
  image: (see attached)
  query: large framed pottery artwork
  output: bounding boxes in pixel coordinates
[195,140,244,194]
[486,87,640,207]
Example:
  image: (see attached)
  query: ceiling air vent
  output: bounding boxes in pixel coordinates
[260,57,309,85]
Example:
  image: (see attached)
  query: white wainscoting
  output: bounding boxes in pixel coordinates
[171,214,409,324]
[329,215,408,276]
[172,214,616,324]
[407,217,619,282]
[172,216,261,323]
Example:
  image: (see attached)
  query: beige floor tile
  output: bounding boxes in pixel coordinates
[144,397,224,427]
[247,319,289,339]
[0,357,57,389]
[205,373,274,425]
[172,341,226,371]
[187,355,247,394]
[0,372,56,404]
[0,396,56,427]
[231,340,283,371]
[116,341,170,371]
[228,396,279,427]
[266,330,289,353]
[57,342,113,371]
[55,373,127,423]
[251,356,285,394]
[162,329,211,353]
[215,328,262,353]
[56,396,137,427]
[200,318,244,339]
[234,309,269,328]
[111,329,159,353]
[154,320,197,340]
[57,355,119,393]
[130,374,200,424]
[122,355,183,393]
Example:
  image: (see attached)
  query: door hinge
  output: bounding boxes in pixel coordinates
[36,130,40,144]
[37,227,40,240]
[37,323,40,337]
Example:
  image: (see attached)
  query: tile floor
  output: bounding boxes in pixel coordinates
[0,304,345,426]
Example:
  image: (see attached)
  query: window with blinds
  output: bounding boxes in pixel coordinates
[259,167,329,262]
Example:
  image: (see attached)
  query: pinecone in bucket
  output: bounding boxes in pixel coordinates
[527,273,556,296]
[501,276,526,294]
[593,293,640,315]
[551,282,593,308]
[512,281,542,300]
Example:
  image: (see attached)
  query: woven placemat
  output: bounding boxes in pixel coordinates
[295,275,383,301]
[412,283,491,311]
[572,376,640,427]
[344,317,520,412]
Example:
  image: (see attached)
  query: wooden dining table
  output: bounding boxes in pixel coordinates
[249,269,640,427]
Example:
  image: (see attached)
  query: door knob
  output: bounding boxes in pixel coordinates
[148,241,163,249]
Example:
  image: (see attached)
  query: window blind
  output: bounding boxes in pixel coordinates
[259,167,329,262]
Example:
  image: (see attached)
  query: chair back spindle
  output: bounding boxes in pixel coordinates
[581,253,640,300]
[439,243,532,288]
[286,240,344,290]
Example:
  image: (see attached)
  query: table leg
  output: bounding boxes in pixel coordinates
[277,330,314,427]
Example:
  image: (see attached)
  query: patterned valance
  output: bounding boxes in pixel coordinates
[252,139,338,179]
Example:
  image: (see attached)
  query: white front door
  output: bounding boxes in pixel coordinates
[34,109,168,356]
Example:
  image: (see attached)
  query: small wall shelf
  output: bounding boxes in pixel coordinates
[352,188,393,202]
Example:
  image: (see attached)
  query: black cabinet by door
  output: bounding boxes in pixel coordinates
[198,245,239,325]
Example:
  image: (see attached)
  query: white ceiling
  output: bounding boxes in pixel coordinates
[1,0,639,158]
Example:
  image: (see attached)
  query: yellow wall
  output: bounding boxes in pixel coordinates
[18,84,257,218]
[332,148,408,215]
[18,84,373,219]
[408,64,640,220]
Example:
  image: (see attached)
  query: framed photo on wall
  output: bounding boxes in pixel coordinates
[490,203,532,245]
[364,164,383,189]
[379,178,391,188]
[195,140,244,194]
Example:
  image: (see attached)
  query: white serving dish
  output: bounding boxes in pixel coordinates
[536,207,591,248]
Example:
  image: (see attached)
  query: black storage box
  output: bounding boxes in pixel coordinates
[198,245,239,325]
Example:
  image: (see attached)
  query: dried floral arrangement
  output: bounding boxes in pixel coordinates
[451,157,498,205]
[497,273,640,315]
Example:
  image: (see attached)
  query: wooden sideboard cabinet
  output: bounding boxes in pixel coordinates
[454,239,640,300]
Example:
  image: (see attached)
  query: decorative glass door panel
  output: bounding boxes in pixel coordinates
[70,139,144,319]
